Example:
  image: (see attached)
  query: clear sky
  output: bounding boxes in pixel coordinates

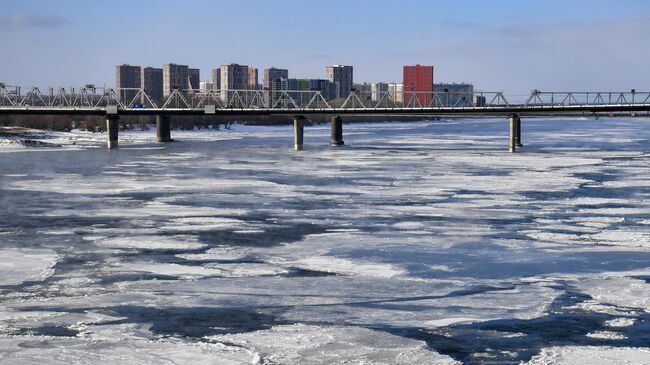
[1,0,649,95]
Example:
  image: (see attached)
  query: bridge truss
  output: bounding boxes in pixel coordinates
[1,84,650,116]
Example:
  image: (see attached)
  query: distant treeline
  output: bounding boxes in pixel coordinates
[0,114,431,132]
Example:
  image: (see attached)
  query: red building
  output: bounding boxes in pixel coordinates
[403,65,434,106]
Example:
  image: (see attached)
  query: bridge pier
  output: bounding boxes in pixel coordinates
[156,115,172,142]
[330,116,344,146]
[293,115,305,151]
[106,115,119,149]
[509,114,517,153]
[515,115,523,147]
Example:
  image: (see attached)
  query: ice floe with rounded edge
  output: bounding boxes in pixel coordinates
[586,331,627,340]
[92,235,206,250]
[272,255,406,278]
[524,346,650,365]
[575,277,650,312]
[604,317,636,327]
[588,230,650,248]
[161,216,267,232]
[209,324,460,365]
[0,248,58,286]
[176,246,249,261]
[104,261,225,279]
[0,335,255,364]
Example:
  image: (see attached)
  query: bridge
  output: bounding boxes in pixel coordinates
[2,84,650,152]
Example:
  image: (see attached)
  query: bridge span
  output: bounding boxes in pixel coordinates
[2,85,649,152]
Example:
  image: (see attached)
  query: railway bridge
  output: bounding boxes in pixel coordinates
[2,85,649,152]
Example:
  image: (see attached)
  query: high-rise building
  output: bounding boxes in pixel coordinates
[220,64,250,102]
[371,82,389,101]
[163,63,189,97]
[325,65,353,99]
[140,67,163,103]
[353,83,372,102]
[199,81,214,93]
[308,79,336,101]
[388,83,403,103]
[220,64,249,91]
[211,68,221,91]
[189,68,200,90]
[268,78,285,106]
[403,64,434,106]
[248,68,259,90]
[263,67,288,105]
[115,64,141,103]
[268,78,301,106]
[263,67,288,90]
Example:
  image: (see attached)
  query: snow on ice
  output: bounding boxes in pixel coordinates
[1,118,650,364]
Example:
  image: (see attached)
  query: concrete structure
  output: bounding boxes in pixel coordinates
[163,63,189,97]
[211,68,221,91]
[306,79,335,101]
[189,68,200,91]
[156,115,172,142]
[268,78,300,107]
[263,67,288,90]
[509,114,522,153]
[330,116,344,146]
[248,68,259,90]
[353,83,372,102]
[199,81,214,93]
[388,83,403,103]
[263,68,288,105]
[115,64,141,103]
[403,65,434,106]
[140,67,163,104]
[220,64,250,103]
[106,116,119,149]
[432,82,474,106]
[325,65,353,99]
[473,95,487,107]
[293,115,305,151]
[371,82,389,101]
[516,116,523,147]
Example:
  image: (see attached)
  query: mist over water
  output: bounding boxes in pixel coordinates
[1,118,650,364]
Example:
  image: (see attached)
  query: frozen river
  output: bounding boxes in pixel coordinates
[1,118,650,364]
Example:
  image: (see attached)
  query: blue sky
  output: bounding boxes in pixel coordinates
[1,0,649,94]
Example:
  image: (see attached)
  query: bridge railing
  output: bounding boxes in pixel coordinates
[2,84,650,111]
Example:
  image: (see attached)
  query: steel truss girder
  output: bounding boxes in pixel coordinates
[2,87,650,114]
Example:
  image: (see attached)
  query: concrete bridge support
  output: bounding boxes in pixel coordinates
[156,115,172,143]
[515,115,523,147]
[509,114,518,153]
[106,115,119,149]
[293,115,305,151]
[330,116,344,146]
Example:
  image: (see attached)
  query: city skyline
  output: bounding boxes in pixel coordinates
[2,0,650,94]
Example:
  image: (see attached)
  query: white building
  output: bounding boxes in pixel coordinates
[371,82,389,101]
[199,81,214,93]
[388,83,403,103]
